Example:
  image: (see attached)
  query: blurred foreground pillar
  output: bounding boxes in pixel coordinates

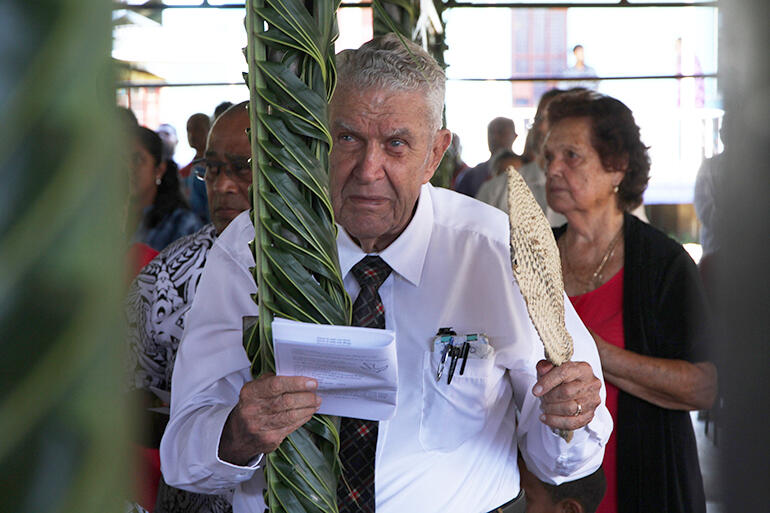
[0,2,129,511]
[718,0,770,510]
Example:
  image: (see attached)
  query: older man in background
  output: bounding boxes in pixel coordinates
[126,102,251,513]
[455,116,521,197]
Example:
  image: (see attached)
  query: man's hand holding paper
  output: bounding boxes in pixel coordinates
[218,374,322,465]
[219,317,398,465]
[272,317,399,421]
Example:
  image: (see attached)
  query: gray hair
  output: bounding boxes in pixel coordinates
[336,33,445,131]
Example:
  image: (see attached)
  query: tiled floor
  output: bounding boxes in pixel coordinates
[691,411,723,513]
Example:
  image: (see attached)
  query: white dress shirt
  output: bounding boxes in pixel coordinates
[161,184,612,513]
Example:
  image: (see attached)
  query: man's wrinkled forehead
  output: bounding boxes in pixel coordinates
[331,116,416,140]
[330,81,420,112]
[330,89,432,140]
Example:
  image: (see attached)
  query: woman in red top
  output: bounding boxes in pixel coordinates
[543,90,717,513]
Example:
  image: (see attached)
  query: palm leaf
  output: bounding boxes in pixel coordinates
[373,0,419,38]
[245,0,350,511]
[0,1,128,511]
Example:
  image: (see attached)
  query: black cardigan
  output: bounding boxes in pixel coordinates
[555,213,710,513]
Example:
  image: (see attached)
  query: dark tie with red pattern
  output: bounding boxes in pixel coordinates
[336,255,392,513]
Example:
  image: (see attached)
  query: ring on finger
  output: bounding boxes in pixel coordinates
[574,402,582,417]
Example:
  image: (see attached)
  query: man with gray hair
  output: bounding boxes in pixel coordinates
[161,34,611,513]
[455,116,521,197]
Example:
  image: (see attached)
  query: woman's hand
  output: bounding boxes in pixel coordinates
[588,328,717,411]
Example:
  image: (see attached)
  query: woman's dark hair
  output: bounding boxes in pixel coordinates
[134,126,189,229]
[546,90,650,211]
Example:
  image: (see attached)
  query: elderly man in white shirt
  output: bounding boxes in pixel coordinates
[161,34,612,513]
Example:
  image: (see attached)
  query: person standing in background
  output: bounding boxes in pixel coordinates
[546,90,716,513]
[455,116,521,197]
[157,123,180,166]
[126,103,252,513]
[694,122,723,258]
[448,132,470,188]
[179,113,213,223]
[693,120,724,302]
[475,149,521,212]
[214,101,234,120]
[561,45,598,90]
[128,126,203,253]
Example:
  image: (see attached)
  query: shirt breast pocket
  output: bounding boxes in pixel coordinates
[419,348,500,452]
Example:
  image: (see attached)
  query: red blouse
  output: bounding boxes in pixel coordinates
[569,268,624,513]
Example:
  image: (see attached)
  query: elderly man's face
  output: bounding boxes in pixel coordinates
[329,85,450,252]
[204,109,252,234]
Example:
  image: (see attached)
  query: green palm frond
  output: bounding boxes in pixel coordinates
[244,0,350,511]
[0,2,128,511]
[373,0,419,38]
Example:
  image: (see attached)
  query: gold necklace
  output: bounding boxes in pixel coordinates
[590,226,623,286]
[562,225,623,293]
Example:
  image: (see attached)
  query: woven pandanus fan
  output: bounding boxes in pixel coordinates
[506,167,574,442]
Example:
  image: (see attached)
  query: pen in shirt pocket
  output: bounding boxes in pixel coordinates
[434,327,456,382]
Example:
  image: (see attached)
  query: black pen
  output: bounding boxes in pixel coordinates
[458,340,471,376]
[459,333,478,376]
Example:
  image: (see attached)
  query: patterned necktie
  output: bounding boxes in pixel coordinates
[337,255,392,513]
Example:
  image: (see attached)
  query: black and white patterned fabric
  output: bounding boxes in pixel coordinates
[154,477,232,513]
[125,223,232,513]
[126,224,216,393]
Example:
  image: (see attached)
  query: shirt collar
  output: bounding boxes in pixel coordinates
[337,183,434,287]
